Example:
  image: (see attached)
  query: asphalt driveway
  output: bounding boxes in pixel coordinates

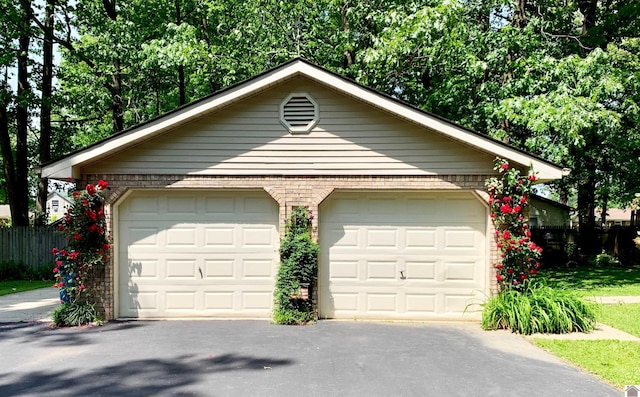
[0,312,620,396]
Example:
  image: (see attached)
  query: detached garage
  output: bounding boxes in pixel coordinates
[40,59,565,321]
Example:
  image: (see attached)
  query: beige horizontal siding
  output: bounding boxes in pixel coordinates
[82,77,494,176]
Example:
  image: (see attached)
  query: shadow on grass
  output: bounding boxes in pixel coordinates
[542,266,640,290]
[0,353,295,396]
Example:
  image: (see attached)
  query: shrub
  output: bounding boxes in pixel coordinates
[0,261,55,281]
[52,301,101,327]
[594,253,618,266]
[481,280,597,335]
[273,207,318,325]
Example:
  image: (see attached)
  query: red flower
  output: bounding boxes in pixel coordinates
[58,282,64,287]
[512,205,521,213]
[501,163,509,170]
[500,204,511,213]
[503,196,511,202]
[529,269,537,275]
[101,244,111,251]
[79,285,86,291]
[520,196,527,204]
[496,274,504,281]
[58,224,64,231]
[520,274,526,281]
[502,230,510,240]
[97,180,109,189]
[73,233,82,241]
[507,268,514,274]
[525,230,532,237]
[528,175,537,181]
[86,184,96,196]
[53,268,59,273]
[87,224,98,233]
[72,191,81,199]
[69,251,79,260]
[495,264,504,269]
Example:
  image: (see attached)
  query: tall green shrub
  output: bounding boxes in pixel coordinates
[273,207,318,325]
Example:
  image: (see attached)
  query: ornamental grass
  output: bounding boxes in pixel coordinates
[481,280,597,335]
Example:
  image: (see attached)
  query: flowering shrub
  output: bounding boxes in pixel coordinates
[486,159,542,291]
[52,180,110,304]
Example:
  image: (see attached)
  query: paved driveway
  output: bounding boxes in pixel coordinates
[0,313,620,397]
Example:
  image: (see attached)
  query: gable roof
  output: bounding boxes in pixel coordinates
[40,58,567,181]
[47,191,73,205]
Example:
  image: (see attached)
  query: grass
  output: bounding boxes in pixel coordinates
[533,339,640,389]
[0,280,54,296]
[598,303,640,338]
[542,266,640,296]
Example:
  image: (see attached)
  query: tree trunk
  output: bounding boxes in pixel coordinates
[35,0,55,226]
[110,57,123,133]
[577,171,599,255]
[12,1,32,226]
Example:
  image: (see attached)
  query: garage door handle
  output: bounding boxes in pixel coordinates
[399,270,405,279]
[199,267,203,279]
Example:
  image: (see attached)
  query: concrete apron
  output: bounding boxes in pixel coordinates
[0,287,59,323]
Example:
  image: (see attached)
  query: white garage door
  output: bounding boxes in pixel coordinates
[117,190,279,318]
[319,191,487,320]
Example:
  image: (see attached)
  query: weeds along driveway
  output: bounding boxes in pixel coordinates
[0,320,619,397]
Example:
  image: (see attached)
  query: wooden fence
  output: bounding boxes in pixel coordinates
[0,226,66,266]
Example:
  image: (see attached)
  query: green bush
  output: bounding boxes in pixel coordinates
[52,301,101,327]
[273,207,318,325]
[0,261,54,281]
[481,280,597,335]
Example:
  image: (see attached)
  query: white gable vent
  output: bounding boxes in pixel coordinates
[280,93,319,134]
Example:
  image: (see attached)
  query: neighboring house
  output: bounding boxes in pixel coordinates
[0,205,10,226]
[46,192,73,223]
[596,208,633,227]
[529,195,573,227]
[40,59,565,321]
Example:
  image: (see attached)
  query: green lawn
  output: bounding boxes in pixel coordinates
[527,267,640,389]
[533,339,640,389]
[0,280,54,296]
[542,266,640,296]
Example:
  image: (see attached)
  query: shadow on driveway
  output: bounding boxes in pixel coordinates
[0,353,294,396]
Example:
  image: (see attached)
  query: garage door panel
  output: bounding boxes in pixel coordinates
[320,191,487,320]
[118,190,278,319]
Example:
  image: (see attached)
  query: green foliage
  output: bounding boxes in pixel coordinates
[0,261,54,281]
[481,281,597,335]
[273,207,318,325]
[594,253,619,267]
[486,158,542,291]
[52,301,101,327]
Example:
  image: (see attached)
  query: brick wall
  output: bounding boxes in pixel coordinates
[82,174,496,320]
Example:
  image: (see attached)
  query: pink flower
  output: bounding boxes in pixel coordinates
[501,163,509,170]
[528,175,537,181]
[53,268,59,273]
[79,285,86,291]
[56,260,62,266]
[58,282,64,287]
